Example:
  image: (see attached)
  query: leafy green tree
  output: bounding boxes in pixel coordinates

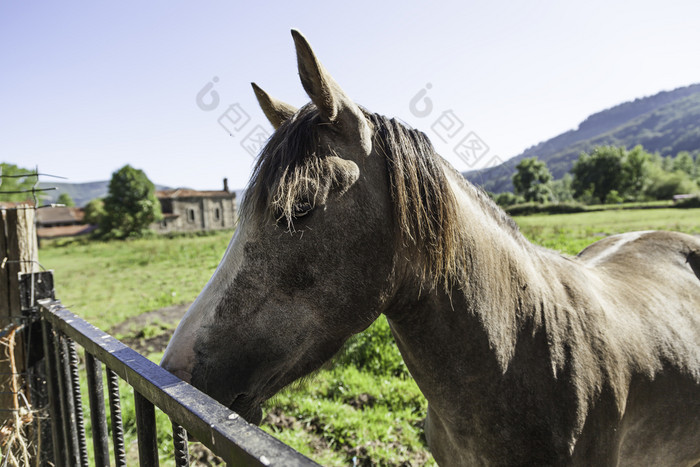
[646,170,699,199]
[621,145,652,200]
[550,173,574,202]
[83,198,105,226]
[661,155,674,172]
[512,157,553,203]
[56,192,75,207]
[673,151,695,176]
[571,146,626,204]
[101,165,162,238]
[0,163,37,203]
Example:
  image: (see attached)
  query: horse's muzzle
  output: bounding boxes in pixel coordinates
[230,394,263,425]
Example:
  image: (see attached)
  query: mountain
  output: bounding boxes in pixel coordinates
[464,83,700,193]
[39,181,172,207]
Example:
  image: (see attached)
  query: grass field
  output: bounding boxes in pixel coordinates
[514,207,700,255]
[38,207,700,465]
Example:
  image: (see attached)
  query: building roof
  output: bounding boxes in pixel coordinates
[156,189,235,199]
[35,206,85,225]
[37,224,96,239]
[0,200,36,209]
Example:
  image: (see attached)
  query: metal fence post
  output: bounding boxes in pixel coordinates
[135,391,159,467]
[85,352,111,467]
[41,318,63,467]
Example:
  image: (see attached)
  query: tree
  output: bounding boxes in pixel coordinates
[83,198,105,226]
[101,165,162,238]
[56,192,75,206]
[621,145,652,200]
[673,151,694,176]
[550,173,574,202]
[0,163,37,203]
[571,146,626,204]
[512,157,553,203]
[646,170,699,199]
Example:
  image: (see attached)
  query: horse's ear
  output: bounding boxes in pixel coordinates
[291,29,341,121]
[251,83,297,129]
[291,30,372,153]
[291,30,358,120]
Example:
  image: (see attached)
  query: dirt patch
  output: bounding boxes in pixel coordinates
[109,302,191,354]
[188,443,225,466]
[109,302,191,337]
[347,393,377,410]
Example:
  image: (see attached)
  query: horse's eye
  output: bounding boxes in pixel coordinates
[293,201,313,218]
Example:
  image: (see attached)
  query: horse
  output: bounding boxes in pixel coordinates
[162,30,700,466]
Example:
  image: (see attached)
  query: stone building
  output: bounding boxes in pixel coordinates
[153,179,237,233]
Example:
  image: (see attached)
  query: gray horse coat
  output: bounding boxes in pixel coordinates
[162,30,700,466]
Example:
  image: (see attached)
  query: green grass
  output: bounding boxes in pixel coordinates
[40,231,232,330]
[37,207,700,465]
[514,207,700,254]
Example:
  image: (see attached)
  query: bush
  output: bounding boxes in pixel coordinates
[646,170,699,200]
[494,192,523,207]
[675,195,700,208]
[604,190,624,204]
[505,202,587,216]
[338,317,409,378]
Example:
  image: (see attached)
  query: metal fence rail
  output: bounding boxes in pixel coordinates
[35,295,320,466]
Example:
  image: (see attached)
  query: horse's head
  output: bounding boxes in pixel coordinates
[161,31,404,423]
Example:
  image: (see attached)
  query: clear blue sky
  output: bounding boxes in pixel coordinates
[2,1,699,191]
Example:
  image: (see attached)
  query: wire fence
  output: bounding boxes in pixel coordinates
[0,165,66,209]
[0,167,58,464]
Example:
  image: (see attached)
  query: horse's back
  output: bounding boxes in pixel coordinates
[576,230,700,466]
[578,230,700,293]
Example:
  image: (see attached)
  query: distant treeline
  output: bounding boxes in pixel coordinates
[492,145,700,209]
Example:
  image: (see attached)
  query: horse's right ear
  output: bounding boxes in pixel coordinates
[251,83,297,129]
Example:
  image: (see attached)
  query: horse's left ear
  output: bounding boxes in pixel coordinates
[291,29,372,152]
[251,83,297,129]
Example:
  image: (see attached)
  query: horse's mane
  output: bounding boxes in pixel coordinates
[241,105,520,288]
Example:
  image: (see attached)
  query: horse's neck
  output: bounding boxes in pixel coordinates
[386,168,561,411]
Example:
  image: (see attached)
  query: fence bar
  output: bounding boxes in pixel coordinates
[85,352,111,467]
[106,368,128,467]
[172,422,190,467]
[40,300,319,466]
[41,319,64,467]
[68,339,90,467]
[56,332,80,466]
[135,391,159,467]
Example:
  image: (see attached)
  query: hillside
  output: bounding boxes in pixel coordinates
[465,83,700,193]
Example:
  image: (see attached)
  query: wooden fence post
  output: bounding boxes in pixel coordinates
[0,205,39,459]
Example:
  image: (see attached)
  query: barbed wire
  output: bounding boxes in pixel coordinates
[0,166,66,209]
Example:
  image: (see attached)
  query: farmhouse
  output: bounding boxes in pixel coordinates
[35,205,95,239]
[153,179,237,233]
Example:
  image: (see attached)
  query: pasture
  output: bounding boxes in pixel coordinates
[39,207,700,465]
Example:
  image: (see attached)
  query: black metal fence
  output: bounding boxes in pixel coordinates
[19,271,320,466]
